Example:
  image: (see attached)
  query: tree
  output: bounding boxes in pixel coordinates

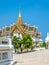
[12,34,33,53]
[12,36,19,53]
[12,35,24,53]
[42,41,48,49]
[17,39,23,53]
[23,34,32,51]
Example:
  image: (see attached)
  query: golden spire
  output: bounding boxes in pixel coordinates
[16,10,22,25]
[19,11,21,17]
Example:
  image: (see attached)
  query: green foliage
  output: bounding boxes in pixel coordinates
[23,34,32,41]
[12,36,19,53]
[12,36,23,52]
[31,45,35,50]
[42,42,46,47]
[12,34,34,53]
[42,41,48,49]
[23,34,32,50]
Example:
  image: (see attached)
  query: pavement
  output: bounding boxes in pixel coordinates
[13,49,49,65]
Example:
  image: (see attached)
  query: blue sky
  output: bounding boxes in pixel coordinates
[0,0,49,40]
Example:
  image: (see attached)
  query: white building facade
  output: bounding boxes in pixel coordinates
[45,33,49,48]
[0,37,13,65]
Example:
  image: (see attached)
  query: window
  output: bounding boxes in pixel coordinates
[26,26,28,30]
[0,53,1,60]
[2,52,8,60]
[2,40,8,44]
[29,27,33,31]
[6,27,10,31]
[5,31,10,36]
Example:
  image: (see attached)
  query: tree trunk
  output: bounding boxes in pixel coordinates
[21,48,23,53]
[15,48,16,53]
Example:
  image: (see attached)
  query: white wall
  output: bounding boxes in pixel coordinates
[0,37,13,65]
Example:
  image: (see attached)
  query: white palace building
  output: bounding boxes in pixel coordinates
[45,33,49,48]
[0,36,13,65]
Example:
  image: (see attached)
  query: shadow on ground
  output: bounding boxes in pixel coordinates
[15,50,37,54]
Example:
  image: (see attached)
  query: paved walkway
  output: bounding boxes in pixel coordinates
[13,49,49,65]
